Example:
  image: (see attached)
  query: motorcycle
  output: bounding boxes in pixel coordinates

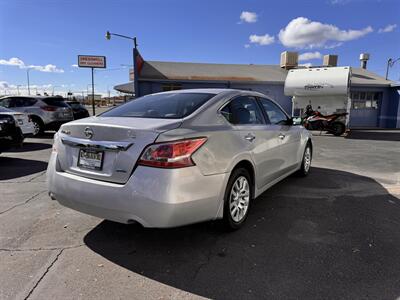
[302,105,348,136]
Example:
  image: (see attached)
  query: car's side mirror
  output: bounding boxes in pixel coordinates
[285,118,294,126]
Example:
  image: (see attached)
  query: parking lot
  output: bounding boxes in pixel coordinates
[1,132,399,299]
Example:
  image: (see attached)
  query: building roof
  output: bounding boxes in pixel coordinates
[139,61,288,83]
[114,60,393,93]
[351,68,393,87]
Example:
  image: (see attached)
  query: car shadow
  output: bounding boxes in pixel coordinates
[8,142,51,152]
[345,130,400,142]
[84,167,400,299]
[0,157,48,180]
[33,132,56,139]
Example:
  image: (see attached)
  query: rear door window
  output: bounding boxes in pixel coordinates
[221,96,265,125]
[13,97,37,107]
[21,97,37,106]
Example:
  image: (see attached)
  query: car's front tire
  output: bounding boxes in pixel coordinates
[222,168,252,230]
[297,142,312,177]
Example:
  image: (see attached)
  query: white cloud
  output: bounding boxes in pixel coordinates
[299,51,322,61]
[0,57,64,73]
[0,81,10,89]
[240,11,258,23]
[244,44,251,48]
[278,17,373,49]
[249,34,275,46]
[71,64,79,68]
[378,24,397,33]
[299,63,313,68]
[28,64,64,73]
[0,57,25,68]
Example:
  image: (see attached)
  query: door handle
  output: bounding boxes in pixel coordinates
[244,133,256,142]
[278,133,286,139]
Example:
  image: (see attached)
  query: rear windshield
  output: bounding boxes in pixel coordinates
[42,97,69,107]
[101,93,215,119]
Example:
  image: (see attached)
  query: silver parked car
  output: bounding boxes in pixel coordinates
[0,96,73,136]
[47,89,312,229]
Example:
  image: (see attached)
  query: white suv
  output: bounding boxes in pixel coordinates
[0,96,74,136]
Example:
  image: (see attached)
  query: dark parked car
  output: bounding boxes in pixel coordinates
[0,112,24,154]
[66,101,90,120]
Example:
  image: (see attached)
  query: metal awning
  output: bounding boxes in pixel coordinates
[114,82,134,94]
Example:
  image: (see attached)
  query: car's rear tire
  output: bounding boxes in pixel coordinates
[296,143,312,177]
[222,168,252,230]
[31,117,44,136]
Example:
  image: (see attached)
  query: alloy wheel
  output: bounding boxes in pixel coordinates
[32,121,40,136]
[229,176,250,223]
[304,146,311,173]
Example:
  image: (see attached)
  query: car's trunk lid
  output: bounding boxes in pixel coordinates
[56,117,182,184]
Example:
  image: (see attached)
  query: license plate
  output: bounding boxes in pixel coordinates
[78,149,104,170]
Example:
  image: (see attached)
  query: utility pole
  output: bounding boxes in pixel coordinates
[91,67,95,115]
[386,57,400,80]
[106,31,139,97]
[26,68,31,95]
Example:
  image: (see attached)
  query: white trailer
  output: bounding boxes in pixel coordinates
[284,66,351,128]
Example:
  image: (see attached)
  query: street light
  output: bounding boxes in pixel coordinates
[105,31,139,97]
[386,57,400,80]
[26,68,32,95]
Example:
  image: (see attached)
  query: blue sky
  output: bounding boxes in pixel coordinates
[0,0,399,96]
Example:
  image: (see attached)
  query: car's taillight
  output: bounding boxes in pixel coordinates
[138,137,207,168]
[41,106,57,112]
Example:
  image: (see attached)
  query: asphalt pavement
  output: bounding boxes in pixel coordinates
[0,131,399,299]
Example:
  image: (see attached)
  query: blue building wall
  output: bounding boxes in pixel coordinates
[349,86,400,128]
[138,80,293,114]
[138,80,399,128]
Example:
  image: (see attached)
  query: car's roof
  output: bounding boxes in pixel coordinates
[152,88,265,97]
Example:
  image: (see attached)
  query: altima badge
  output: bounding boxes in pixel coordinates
[84,127,94,139]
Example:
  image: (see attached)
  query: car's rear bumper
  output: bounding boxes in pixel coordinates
[46,153,229,227]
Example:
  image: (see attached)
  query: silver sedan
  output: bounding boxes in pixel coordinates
[47,89,312,229]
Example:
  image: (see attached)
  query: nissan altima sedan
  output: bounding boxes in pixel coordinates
[47,89,312,229]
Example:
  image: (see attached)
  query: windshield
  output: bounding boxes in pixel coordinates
[101,93,215,119]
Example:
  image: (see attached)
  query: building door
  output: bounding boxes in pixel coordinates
[349,92,380,128]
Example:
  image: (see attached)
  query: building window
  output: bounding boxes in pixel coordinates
[162,83,182,91]
[351,92,381,109]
